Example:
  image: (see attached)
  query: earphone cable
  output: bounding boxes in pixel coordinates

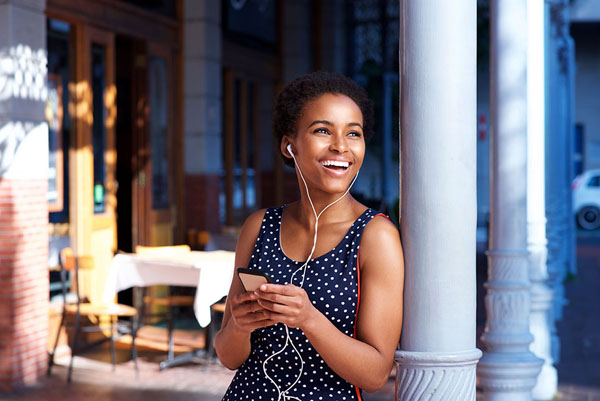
[261,146,359,400]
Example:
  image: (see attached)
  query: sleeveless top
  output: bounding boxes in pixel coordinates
[222,205,382,401]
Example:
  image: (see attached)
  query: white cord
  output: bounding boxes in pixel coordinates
[261,146,359,400]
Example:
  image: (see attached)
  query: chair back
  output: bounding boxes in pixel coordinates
[59,247,95,271]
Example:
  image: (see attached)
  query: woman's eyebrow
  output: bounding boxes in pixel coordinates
[307,120,363,129]
[307,120,333,128]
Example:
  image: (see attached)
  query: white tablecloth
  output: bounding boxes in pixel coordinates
[102,251,235,327]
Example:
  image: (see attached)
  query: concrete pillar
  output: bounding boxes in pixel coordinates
[527,0,558,398]
[282,0,312,83]
[183,0,222,231]
[0,0,49,390]
[477,1,544,400]
[395,1,481,399]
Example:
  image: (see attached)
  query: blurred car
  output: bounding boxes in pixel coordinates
[573,169,600,230]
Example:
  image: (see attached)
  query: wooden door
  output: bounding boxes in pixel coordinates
[146,43,176,245]
[70,24,117,302]
[131,42,176,247]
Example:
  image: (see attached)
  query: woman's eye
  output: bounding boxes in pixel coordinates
[348,131,362,137]
[314,128,329,134]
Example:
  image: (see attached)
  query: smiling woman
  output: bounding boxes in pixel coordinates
[214,72,404,401]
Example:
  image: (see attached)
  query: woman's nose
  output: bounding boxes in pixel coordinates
[329,134,348,153]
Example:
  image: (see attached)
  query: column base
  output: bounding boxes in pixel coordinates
[395,349,482,401]
[532,363,557,400]
[477,351,543,401]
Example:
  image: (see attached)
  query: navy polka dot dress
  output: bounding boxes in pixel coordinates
[222,206,381,401]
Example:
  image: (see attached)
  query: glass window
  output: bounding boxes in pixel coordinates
[148,56,169,209]
[224,0,277,48]
[47,19,71,223]
[587,175,600,188]
[92,43,107,214]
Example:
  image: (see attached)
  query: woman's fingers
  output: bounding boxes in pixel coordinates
[253,283,315,329]
[254,291,296,308]
[257,283,300,296]
[256,298,298,314]
[232,299,264,315]
[229,292,277,332]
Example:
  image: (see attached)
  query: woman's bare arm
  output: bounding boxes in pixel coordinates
[213,209,274,369]
[255,216,404,392]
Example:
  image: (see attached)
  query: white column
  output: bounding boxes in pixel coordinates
[395,1,481,400]
[477,1,543,400]
[527,0,557,399]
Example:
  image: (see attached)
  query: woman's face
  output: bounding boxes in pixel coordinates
[283,93,365,196]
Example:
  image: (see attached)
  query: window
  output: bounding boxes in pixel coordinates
[148,56,170,209]
[588,175,600,188]
[92,43,107,214]
[47,18,71,222]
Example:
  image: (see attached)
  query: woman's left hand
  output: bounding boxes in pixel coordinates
[254,284,316,330]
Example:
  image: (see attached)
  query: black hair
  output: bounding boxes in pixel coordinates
[273,71,375,167]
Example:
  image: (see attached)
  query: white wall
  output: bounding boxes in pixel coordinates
[0,0,48,180]
[573,26,600,169]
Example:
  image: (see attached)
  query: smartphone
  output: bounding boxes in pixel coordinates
[237,268,271,292]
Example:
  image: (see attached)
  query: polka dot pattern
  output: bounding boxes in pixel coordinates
[222,206,379,401]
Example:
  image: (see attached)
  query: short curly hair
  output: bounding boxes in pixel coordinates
[273,71,374,167]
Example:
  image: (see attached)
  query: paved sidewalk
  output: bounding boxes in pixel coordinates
[3,232,599,401]
[2,352,394,401]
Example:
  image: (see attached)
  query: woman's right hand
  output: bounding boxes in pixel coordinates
[229,291,275,334]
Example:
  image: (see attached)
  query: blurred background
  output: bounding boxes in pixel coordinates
[0,0,599,400]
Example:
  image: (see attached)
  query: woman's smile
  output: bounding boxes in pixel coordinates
[319,158,352,176]
[285,93,365,194]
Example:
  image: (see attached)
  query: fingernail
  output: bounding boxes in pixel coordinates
[260,284,267,291]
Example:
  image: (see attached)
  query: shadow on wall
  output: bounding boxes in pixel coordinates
[0,44,48,176]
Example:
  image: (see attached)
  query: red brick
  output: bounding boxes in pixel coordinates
[184,174,221,232]
[0,178,49,390]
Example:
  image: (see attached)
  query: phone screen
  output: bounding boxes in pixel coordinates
[237,268,271,292]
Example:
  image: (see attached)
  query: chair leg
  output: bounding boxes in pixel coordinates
[109,317,117,372]
[137,287,146,327]
[68,312,82,382]
[167,305,175,361]
[48,311,66,376]
[130,315,139,377]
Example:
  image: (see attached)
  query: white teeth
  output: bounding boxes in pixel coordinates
[320,160,349,168]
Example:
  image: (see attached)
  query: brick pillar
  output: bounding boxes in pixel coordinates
[0,0,49,390]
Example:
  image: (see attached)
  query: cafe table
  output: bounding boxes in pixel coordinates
[102,250,235,368]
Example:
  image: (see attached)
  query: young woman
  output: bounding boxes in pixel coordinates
[214,72,404,401]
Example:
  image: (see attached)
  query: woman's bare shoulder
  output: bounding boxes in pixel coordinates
[360,214,403,269]
[238,208,268,243]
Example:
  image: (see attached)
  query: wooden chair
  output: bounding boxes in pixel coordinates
[135,245,196,364]
[208,301,226,357]
[48,248,138,382]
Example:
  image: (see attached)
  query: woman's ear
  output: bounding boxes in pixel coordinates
[281,136,294,159]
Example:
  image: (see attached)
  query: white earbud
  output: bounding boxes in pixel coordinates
[287,143,294,158]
